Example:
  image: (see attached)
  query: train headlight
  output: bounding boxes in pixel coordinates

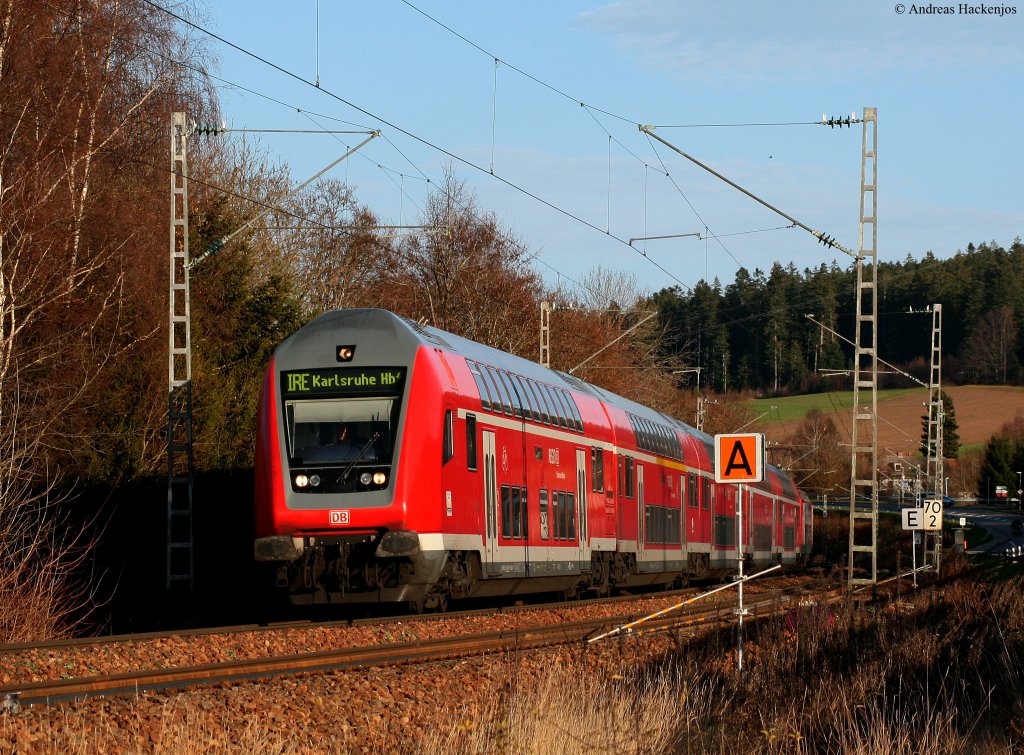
[359,472,373,486]
[309,474,321,487]
[294,474,309,488]
[372,472,387,485]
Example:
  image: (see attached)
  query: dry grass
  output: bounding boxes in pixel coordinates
[425,557,1024,754]
[16,700,326,754]
[7,514,1022,752]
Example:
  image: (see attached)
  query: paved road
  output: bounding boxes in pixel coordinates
[946,503,1024,556]
[817,501,1024,556]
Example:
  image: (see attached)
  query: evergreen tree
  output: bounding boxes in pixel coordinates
[941,392,961,458]
[978,435,1018,500]
[920,390,961,460]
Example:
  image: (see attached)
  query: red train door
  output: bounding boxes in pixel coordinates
[637,464,647,569]
[576,448,590,568]
[483,430,499,574]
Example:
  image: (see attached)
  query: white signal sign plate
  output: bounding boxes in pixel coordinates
[904,501,943,531]
[714,433,766,484]
[902,507,923,530]
[921,499,943,531]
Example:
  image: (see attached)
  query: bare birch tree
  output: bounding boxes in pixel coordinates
[0,0,214,637]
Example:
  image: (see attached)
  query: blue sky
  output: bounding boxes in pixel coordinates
[201,1,1024,296]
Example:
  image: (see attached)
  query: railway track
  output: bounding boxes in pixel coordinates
[1,575,840,708]
[0,572,827,655]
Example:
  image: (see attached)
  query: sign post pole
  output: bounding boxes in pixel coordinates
[737,482,746,671]
[713,433,764,673]
[912,530,918,589]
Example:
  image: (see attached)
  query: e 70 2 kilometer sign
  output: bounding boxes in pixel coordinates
[902,499,944,531]
[713,433,766,484]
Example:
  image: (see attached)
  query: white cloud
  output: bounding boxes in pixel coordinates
[577,1,1023,80]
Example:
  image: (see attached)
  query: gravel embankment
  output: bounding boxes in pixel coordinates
[0,594,702,752]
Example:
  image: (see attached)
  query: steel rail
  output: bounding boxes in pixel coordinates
[0,573,824,656]
[0,584,832,707]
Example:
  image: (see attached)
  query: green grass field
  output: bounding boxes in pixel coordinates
[747,388,921,423]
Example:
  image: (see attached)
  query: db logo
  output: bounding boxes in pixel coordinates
[329,510,350,526]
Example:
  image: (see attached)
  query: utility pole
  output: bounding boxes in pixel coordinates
[167,112,194,591]
[848,107,879,588]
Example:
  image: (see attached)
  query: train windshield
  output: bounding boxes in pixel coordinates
[284,397,398,465]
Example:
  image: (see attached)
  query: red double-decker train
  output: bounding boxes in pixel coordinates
[254,309,812,610]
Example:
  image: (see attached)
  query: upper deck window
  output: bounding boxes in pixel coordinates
[466,361,493,411]
[466,360,584,433]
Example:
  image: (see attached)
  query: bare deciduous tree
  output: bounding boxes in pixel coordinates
[959,305,1019,384]
[0,0,214,636]
[383,170,542,356]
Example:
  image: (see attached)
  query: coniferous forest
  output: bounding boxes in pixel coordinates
[652,243,1024,396]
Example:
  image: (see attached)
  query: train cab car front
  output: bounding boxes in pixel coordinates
[253,310,454,610]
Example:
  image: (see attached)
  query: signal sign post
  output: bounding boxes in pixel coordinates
[714,433,766,671]
[902,499,944,587]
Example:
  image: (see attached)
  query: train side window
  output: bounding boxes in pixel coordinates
[486,366,514,415]
[482,368,504,415]
[567,492,577,540]
[687,473,698,508]
[557,491,568,539]
[625,457,635,499]
[466,413,477,471]
[563,391,584,432]
[509,374,529,419]
[591,447,604,492]
[526,380,550,424]
[501,484,512,537]
[702,477,711,511]
[541,384,561,427]
[513,374,540,422]
[442,410,454,465]
[466,361,492,411]
[511,486,522,539]
[551,492,561,540]
[498,371,524,418]
[499,371,522,418]
[539,489,550,540]
[540,384,564,429]
[555,389,577,431]
[638,417,652,452]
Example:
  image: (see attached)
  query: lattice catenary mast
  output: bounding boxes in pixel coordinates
[167,112,194,590]
[848,107,879,587]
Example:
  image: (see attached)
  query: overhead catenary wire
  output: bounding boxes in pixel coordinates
[642,126,857,259]
[59,0,869,348]
[153,0,862,319]
[55,0,863,317]
[24,5,856,362]
[139,0,703,296]
[398,0,840,272]
[34,0,439,223]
